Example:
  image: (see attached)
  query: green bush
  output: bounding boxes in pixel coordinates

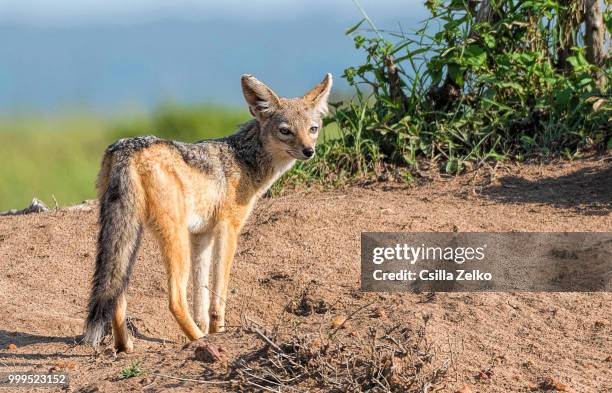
[120,361,145,379]
[285,0,611,184]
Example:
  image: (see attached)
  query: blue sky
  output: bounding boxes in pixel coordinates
[0,1,429,114]
[0,0,426,25]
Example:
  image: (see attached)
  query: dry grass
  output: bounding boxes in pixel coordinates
[194,306,453,393]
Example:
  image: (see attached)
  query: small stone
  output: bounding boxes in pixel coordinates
[6,343,17,350]
[372,308,386,318]
[331,315,348,329]
[456,385,473,393]
[540,377,569,391]
[54,360,77,370]
[194,343,227,363]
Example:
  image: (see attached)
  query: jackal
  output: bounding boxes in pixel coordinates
[83,74,332,352]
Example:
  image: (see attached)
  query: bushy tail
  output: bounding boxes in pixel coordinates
[83,157,143,345]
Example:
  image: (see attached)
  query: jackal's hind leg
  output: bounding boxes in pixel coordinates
[160,227,204,341]
[112,293,133,352]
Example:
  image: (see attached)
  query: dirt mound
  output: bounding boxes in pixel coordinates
[0,157,610,392]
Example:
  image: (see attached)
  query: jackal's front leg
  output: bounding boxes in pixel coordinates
[191,234,213,333]
[210,221,238,333]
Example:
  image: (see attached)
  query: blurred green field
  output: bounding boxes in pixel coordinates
[0,105,252,210]
[0,105,339,210]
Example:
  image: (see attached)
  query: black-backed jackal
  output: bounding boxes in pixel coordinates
[83,74,332,352]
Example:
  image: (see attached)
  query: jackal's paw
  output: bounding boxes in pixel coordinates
[114,339,134,353]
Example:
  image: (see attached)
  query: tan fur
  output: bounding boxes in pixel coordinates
[95,154,112,200]
[86,73,332,351]
[111,294,132,352]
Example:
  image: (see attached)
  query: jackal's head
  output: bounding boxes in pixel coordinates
[241,73,332,161]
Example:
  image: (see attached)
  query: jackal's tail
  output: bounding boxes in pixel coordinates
[83,153,143,345]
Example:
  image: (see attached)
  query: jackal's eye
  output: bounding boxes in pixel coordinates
[279,127,292,136]
[309,126,319,134]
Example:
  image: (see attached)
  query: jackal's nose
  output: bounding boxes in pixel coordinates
[302,147,314,158]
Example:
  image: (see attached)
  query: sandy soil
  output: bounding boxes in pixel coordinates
[0,156,610,392]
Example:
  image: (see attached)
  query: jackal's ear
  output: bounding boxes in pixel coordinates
[303,73,333,116]
[241,74,280,119]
